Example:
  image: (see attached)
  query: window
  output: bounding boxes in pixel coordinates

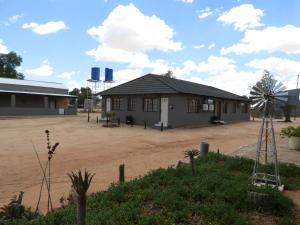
[241,103,249,113]
[128,98,136,111]
[232,102,237,113]
[203,98,214,112]
[143,98,159,112]
[112,97,121,110]
[223,102,228,114]
[187,98,199,113]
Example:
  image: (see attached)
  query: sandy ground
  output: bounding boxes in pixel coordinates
[0,114,299,212]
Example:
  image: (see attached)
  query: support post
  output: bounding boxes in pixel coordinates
[200,142,209,156]
[11,94,16,108]
[87,109,90,122]
[119,164,125,183]
[144,121,147,129]
[161,123,163,132]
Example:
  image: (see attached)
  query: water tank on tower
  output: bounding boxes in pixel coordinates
[91,67,100,81]
[105,68,113,82]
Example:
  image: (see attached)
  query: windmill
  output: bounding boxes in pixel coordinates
[250,70,288,191]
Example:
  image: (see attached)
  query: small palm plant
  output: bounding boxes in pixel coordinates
[68,169,95,225]
[184,149,200,175]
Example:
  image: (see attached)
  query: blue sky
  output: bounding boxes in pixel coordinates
[1,0,300,95]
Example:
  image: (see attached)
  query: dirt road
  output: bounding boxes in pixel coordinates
[0,114,299,211]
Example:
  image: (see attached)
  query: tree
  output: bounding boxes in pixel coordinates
[163,70,175,78]
[281,104,296,122]
[184,149,199,175]
[69,87,92,107]
[68,169,95,225]
[0,52,24,79]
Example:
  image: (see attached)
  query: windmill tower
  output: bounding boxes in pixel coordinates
[250,70,288,191]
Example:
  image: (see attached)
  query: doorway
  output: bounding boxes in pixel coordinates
[160,97,168,127]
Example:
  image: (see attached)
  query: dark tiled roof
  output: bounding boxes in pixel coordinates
[99,74,249,101]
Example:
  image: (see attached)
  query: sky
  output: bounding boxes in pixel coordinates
[1,0,300,96]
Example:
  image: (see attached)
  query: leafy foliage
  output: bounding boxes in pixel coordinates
[0,192,35,223]
[280,126,300,138]
[69,87,92,107]
[5,153,300,225]
[0,52,24,79]
[68,170,95,196]
[184,149,199,175]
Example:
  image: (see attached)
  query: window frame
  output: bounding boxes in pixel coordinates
[143,97,159,112]
[127,97,136,111]
[223,102,228,114]
[232,102,237,114]
[187,98,199,113]
[112,97,121,111]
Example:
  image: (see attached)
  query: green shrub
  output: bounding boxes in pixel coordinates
[280,126,300,138]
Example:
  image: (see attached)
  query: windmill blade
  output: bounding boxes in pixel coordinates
[253,99,266,111]
[273,82,285,93]
[274,91,288,97]
[250,92,262,99]
[252,84,265,94]
[251,98,263,105]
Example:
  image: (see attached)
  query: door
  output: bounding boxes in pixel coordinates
[160,98,168,127]
[106,98,111,112]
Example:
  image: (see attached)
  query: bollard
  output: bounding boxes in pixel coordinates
[119,164,125,183]
[144,121,147,129]
[200,142,209,157]
[117,118,120,127]
[161,123,163,132]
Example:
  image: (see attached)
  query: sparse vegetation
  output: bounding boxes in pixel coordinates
[4,153,300,225]
[68,169,95,225]
[184,149,199,175]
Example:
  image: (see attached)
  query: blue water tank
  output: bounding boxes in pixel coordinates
[91,67,100,81]
[105,68,113,82]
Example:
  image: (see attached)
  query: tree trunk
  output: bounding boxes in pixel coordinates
[77,194,86,225]
[190,156,195,175]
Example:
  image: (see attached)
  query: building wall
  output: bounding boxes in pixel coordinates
[0,93,11,107]
[288,89,300,116]
[0,93,77,116]
[102,95,160,126]
[0,108,77,116]
[102,94,250,128]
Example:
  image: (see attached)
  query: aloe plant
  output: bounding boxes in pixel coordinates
[184,149,199,175]
[68,169,95,225]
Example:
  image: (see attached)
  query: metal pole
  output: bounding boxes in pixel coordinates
[295,74,300,120]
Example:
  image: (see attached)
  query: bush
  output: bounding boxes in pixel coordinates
[280,126,300,138]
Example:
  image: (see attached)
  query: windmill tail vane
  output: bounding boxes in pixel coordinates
[249,70,288,191]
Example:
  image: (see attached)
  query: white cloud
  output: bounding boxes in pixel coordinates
[67,80,82,90]
[57,71,76,80]
[208,43,215,49]
[197,7,213,19]
[221,25,300,55]
[194,44,205,49]
[176,0,193,3]
[217,4,264,31]
[24,61,53,76]
[197,56,236,75]
[86,3,182,64]
[0,40,9,54]
[7,14,23,25]
[246,57,300,90]
[22,21,68,35]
